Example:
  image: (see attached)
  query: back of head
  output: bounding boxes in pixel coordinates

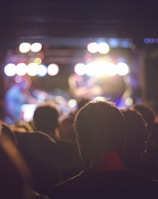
[16,131,61,194]
[33,102,59,134]
[120,108,147,159]
[0,134,33,199]
[145,122,158,160]
[73,100,125,163]
[0,120,17,144]
[132,103,155,134]
[77,98,91,111]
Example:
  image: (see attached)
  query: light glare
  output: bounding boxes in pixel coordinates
[19,42,31,53]
[117,62,129,76]
[98,42,110,54]
[87,42,98,53]
[31,42,42,52]
[74,63,86,75]
[47,64,59,76]
[27,63,38,76]
[37,64,47,77]
[16,63,27,76]
[4,63,16,76]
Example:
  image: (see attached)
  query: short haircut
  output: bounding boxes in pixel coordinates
[33,102,59,134]
[73,100,125,161]
[121,108,147,156]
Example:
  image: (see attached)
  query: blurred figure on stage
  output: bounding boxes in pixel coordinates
[68,73,103,99]
[68,73,126,106]
[4,75,39,124]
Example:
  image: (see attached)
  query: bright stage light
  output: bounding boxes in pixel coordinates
[31,42,42,52]
[105,63,117,76]
[68,99,77,109]
[37,64,47,77]
[19,42,31,53]
[116,62,129,76]
[27,63,38,76]
[87,42,98,53]
[98,42,110,54]
[16,63,27,76]
[85,61,117,77]
[47,64,59,76]
[34,57,42,65]
[74,63,86,75]
[4,63,16,76]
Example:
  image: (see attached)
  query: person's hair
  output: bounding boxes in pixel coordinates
[120,108,147,159]
[73,100,125,163]
[33,102,59,134]
[132,103,155,136]
[0,134,33,199]
[77,98,91,110]
[0,120,17,144]
[149,122,158,147]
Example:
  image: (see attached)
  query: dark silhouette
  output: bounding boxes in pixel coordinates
[131,103,156,139]
[120,108,147,167]
[0,134,34,199]
[32,102,59,140]
[0,120,17,144]
[32,102,83,181]
[48,100,158,199]
[120,108,158,181]
[4,75,38,124]
[143,121,158,162]
[16,131,62,195]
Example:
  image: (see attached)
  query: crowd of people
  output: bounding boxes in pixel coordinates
[1,93,158,198]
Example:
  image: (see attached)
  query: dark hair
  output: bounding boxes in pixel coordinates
[120,108,147,157]
[33,103,59,134]
[132,104,155,132]
[0,134,33,199]
[0,120,17,144]
[73,100,125,162]
[77,98,91,110]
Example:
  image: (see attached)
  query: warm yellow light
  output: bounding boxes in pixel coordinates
[98,42,110,54]
[27,63,38,76]
[47,64,59,76]
[34,57,42,65]
[74,63,86,75]
[87,42,98,53]
[31,42,42,52]
[16,63,27,76]
[19,42,31,53]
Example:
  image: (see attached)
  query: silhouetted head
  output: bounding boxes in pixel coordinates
[73,100,125,164]
[120,108,147,161]
[0,134,33,199]
[33,102,59,135]
[0,120,17,145]
[132,103,155,137]
[77,98,91,111]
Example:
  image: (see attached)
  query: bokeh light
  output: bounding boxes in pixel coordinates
[116,62,129,76]
[87,42,98,53]
[27,63,38,76]
[74,63,86,75]
[19,42,31,53]
[31,42,42,52]
[97,42,110,54]
[16,63,27,76]
[47,64,59,76]
[37,64,47,77]
[4,63,16,76]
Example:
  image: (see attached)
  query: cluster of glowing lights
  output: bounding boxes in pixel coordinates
[87,42,110,54]
[74,61,129,77]
[19,42,42,53]
[4,63,59,77]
